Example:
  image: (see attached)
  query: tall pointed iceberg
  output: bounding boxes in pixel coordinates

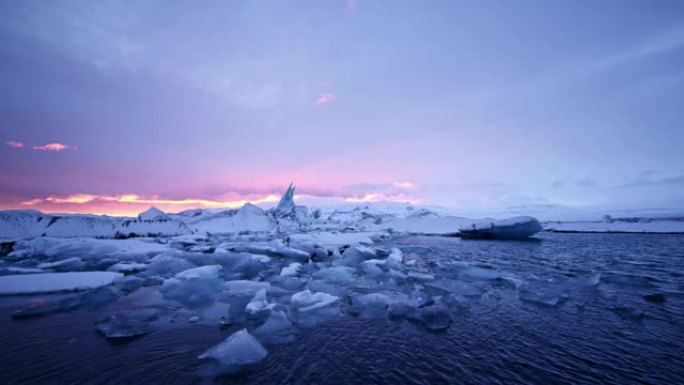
[275,183,296,216]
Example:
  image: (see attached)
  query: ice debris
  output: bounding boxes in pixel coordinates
[198,329,268,374]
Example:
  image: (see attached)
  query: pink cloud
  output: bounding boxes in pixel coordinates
[33,143,73,151]
[6,141,24,148]
[315,93,337,106]
[393,181,417,190]
[347,0,357,11]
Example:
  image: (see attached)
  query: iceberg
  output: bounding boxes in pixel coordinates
[0,271,123,295]
[198,329,268,374]
[223,280,271,296]
[280,262,302,277]
[161,265,223,307]
[290,289,340,327]
[252,310,298,345]
[13,286,123,318]
[275,183,296,217]
[95,308,164,339]
[37,257,85,272]
[245,288,274,315]
[352,293,390,319]
[313,267,354,284]
[459,216,542,239]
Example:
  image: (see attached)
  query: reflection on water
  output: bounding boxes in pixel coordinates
[1,233,683,385]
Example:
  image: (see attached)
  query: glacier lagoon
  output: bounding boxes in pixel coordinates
[0,232,682,385]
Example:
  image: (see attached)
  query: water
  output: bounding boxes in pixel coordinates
[1,233,683,384]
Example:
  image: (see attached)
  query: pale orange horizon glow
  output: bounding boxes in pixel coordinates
[9,190,421,216]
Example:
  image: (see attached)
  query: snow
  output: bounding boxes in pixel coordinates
[0,210,188,240]
[376,216,473,235]
[459,216,543,239]
[0,272,123,295]
[198,329,268,373]
[192,203,275,234]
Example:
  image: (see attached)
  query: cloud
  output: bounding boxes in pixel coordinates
[32,143,73,151]
[345,192,421,204]
[576,178,595,187]
[622,173,684,187]
[6,141,24,148]
[392,181,417,190]
[46,194,97,204]
[315,93,337,106]
[21,193,281,209]
[347,0,358,11]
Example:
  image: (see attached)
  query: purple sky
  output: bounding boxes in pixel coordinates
[1,1,683,215]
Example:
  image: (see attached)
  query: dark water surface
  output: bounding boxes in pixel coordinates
[1,233,683,385]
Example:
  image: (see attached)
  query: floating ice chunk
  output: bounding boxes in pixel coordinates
[224,280,271,296]
[13,286,123,318]
[280,262,302,277]
[360,261,385,278]
[161,265,223,307]
[252,310,298,345]
[107,261,148,273]
[388,302,452,331]
[0,266,45,275]
[250,254,272,263]
[461,266,503,280]
[407,271,435,282]
[291,289,340,327]
[425,279,482,297]
[417,304,452,331]
[459,216,542,239]
[352,293,389,319]
[198,329,268,374]
[308,280,347,297]
[386,248,404,271]
[313,267,354,284]
[40,238,168,261]
[37,257,85,272]
[288,231,375,248]
[95,308,164,339]
[245,288,274,315]
[565,272,601,287]
[113,276,144,294]
[276,247,310,262]
[339,246,376,265]
[268,275,307,291]
[145,254,196,278]
[0,271,123,295]
[291,290,339,311]
[519,290,567,306]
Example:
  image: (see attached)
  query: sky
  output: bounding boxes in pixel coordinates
[1,0,683,216]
